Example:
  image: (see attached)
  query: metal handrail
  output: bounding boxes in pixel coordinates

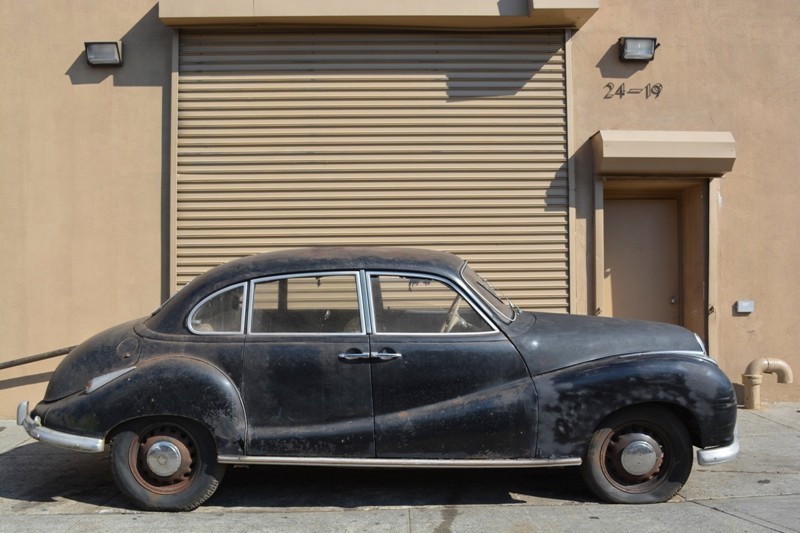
[0,346,76,371]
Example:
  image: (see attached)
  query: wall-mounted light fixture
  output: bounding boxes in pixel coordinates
[85,41,123,66]
[618,37,659,61]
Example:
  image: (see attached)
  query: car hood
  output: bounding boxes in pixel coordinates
[43,318,143,401]
[510,312,705,376]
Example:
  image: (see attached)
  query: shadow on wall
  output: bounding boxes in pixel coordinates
[65,5,170,88]
[496,0,528,17]
[64,5,173,303]
[0,373,52,392]
[445,33,563,100]
[595,42,650,79]
[445,34,567,227]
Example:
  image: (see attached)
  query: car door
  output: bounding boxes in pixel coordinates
[242,271,374,457]
[366,272,536,459]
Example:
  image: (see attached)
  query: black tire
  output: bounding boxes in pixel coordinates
[581,405,693,504]
[110,418,226,511]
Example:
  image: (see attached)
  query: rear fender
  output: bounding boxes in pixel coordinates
[39,356,247,456]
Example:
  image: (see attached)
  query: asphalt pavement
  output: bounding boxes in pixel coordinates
[1,404,798,532]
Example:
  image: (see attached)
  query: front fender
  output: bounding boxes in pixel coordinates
[37,356,247,456]
[533,354,737,459]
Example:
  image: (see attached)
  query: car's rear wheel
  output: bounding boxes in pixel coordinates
[581,405,692,504]
[110,418,226,511]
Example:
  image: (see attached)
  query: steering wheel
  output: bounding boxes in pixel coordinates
[439,295,462,333]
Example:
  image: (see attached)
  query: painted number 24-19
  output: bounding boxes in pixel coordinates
[603,82,663,99]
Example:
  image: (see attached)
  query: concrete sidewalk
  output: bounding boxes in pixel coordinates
[1,404,798,532]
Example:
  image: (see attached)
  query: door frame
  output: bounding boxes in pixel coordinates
[594,178,717,354]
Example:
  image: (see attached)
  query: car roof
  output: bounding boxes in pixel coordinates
[146,247,466,334]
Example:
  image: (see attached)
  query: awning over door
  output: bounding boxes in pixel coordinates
[592,130,736,177]
[174,31,570,311]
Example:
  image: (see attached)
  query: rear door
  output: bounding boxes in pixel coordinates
[366,272,536,459]
[242,272,374,456]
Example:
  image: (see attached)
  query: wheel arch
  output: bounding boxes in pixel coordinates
[106,413,216,448]
[589,401,702,450]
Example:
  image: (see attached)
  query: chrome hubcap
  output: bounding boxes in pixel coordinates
[146,440,183,477]
[619,434,661,476]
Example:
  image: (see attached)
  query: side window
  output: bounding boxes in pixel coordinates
[370,275,493,334]
[250,274,362,334]
[189,284,245,334]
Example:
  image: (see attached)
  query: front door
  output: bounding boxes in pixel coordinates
[603,198,681,324]
[366,273,535,459]
[242,272,374,456]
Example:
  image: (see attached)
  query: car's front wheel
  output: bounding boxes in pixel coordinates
[110,418,226,511]
[581,405,692,504]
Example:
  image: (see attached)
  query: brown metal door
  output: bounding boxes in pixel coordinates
[603,198,680,324]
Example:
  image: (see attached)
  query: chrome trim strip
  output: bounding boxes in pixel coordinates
[618,350,709,360]
[693,333,708,355]
[17,401,105,453]
[217,455,581,468]
[696,424,739,466]
[355,271,367,335]
[85,366,136,394]
[368,331,497,338]
[358,269,373,334]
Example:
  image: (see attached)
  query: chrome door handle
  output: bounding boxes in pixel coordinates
[338,352,371,362]
[371,351,402,361]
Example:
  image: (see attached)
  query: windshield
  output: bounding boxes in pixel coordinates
[461,263,516,322]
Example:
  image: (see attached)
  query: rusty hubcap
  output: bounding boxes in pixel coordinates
[604,426,665,488]
[130,424,196,495]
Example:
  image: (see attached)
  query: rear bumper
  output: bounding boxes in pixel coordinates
[696,424,739,466]
[17,401,105,453]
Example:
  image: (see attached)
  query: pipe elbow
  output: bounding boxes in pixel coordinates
[744,357,793,384]
[766,358,793,384]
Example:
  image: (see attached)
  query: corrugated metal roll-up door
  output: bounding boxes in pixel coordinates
[176,31,569,311]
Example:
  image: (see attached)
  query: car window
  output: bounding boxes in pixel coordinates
[369,274,493,334]
[189,283,246,334]
[250,273,362,334]
[461,264,516,322]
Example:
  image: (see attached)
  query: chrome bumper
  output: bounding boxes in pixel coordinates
[16,401,105,453]
[696,424,739,466]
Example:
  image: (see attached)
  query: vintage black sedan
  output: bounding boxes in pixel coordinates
[18,247,738,511]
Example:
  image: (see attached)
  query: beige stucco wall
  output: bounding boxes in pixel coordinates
[568,0,800,401]
[0,1,173,416]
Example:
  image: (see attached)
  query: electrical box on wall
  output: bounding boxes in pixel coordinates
[735,300,755,314]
